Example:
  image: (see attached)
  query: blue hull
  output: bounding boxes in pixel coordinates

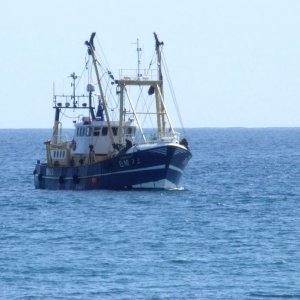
[34,144,191,190]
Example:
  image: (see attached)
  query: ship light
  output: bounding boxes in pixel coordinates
[87,84,95,92]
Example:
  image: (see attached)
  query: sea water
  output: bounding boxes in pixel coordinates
[0,128,300,299]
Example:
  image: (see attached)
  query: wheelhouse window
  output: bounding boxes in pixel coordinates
[102,127,108,136]
[93,127,101,136]
[86,126,92,136]
[126,127,136,135]
[112,127,118,136]
[78,127,85,136]
[51,150,65,159]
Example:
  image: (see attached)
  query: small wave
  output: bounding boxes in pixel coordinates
[170,258,193,264]
[249,292,300,299]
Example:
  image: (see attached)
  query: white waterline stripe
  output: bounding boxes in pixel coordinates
[82,165,166,179]
[169,165,184,174]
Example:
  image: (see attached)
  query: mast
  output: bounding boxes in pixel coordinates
[136,38,142,79]
[70,72,77,107]
[52,107,60,144]
[153,32,166,138]
[85,33,115,144]
[118,85,124,144]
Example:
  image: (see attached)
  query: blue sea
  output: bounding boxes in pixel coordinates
[1,128,300,299]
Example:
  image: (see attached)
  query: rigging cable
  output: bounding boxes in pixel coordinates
[134,50,156,113]
[161,50,186,136]
[95,35,112,72]
[93,54,119,112]
[74,54,91,91]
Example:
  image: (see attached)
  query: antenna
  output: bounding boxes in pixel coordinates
[53,81,56,105]
[137,38,142,79]
[69,72,78,107]
[132,38,142,79]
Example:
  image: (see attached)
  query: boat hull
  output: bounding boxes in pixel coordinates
[34,144,191,190]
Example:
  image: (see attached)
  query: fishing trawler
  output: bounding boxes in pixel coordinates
[33,32,192,190]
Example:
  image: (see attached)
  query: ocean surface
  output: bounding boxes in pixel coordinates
[1,128,300,299]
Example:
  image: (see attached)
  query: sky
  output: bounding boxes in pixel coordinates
[1,0,300,128]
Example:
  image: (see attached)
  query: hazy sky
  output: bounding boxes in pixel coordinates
[1,0,300,128]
